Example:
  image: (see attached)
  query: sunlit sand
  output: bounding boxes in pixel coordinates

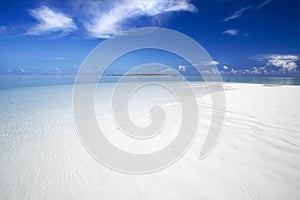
[0,82,299,200]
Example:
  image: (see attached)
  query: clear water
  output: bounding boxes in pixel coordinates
[1,75,300,90]
[1,75,300,200]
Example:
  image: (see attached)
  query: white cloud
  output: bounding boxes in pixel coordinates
[207,60,219,65]
[267,55,298,71]
[193,61,219,66]
[251,66,267,74]
[55,67,62,74]
[223,29,238,36]
[223,65,228,70]
[225,67,266,75]
[27,6,77,36]
[223,6,251,22]
[83,0,197,38]
[19,68,26,73]
[178,65,186,72]
[249,54,299,71]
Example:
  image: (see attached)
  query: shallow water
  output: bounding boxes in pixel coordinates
[0,81,300,200]
[1,75,300,91]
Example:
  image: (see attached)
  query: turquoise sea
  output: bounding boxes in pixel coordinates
[1,75,300,90]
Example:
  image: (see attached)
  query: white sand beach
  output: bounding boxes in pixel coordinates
[0,82,300,200]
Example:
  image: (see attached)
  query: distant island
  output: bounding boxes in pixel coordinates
[107,73,176,77]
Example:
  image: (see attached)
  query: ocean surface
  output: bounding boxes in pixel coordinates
[1,75,300,90]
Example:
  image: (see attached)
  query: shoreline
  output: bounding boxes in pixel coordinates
[1,82,300,199]
[1,76,300,91]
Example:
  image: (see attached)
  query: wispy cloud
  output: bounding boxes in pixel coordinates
[54,57,66,60]
[256,0,272,10]
[193,60,219,66]
[223,0,272,22]
[206,60,219,65]
[223,29,238,36]
[27,6,77,36]
[0,26,7,33]
[83,0,197,38]
[223,6,251,22]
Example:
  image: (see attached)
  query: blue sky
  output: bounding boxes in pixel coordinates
[0,0,299,76]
